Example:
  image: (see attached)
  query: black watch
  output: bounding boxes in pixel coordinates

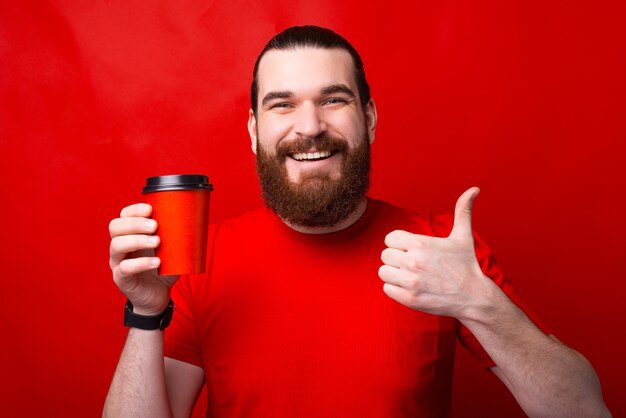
[124,298,174,331]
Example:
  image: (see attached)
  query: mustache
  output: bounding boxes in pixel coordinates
[276,136,349,160]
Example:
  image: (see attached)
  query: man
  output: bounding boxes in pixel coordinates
[104,26,610,417]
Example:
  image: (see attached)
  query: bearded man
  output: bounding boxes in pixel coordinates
[104,26,610,418]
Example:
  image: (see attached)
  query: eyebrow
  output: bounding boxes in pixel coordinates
[320,84,356,98]
[261,84,357,108]
[261,91,293,107]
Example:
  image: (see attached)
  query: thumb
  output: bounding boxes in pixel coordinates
[450,187,480,240]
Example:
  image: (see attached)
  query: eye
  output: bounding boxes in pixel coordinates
[324,97,347,105]
[270,102,292,109]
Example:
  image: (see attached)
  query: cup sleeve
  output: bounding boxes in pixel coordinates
[164,275,204,368]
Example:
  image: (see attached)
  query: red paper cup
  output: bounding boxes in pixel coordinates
[142,174,213,275]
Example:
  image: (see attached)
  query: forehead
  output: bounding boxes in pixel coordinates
[256,47,358,99]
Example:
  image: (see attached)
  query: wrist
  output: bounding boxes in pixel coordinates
[124,298,174,331]
[461,280,530,340]
[459,275,509,326]
[127,295,172,316]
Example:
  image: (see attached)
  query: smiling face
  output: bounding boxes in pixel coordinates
[248,47,378,228]
[249,47,376,181]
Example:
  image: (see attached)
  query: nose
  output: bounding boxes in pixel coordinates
[294,102,326,138]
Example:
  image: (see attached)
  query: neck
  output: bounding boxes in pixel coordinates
[282,197,368,234]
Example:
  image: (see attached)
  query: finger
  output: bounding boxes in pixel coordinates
[109,234,160,262]
[449,187,480,240]
[382,283,416,308]
[120,203,152,218]
[113,257,160,283]
[378,264,417,288]
[109,217,157,238]
[380,247,406,268]
[384,230,422,251]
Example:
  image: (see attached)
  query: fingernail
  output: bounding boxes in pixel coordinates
[147,236,159,246]
[150,258,160,266]
[145,219,157,229]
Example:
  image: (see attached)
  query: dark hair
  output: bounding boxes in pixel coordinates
[250,25,371,116]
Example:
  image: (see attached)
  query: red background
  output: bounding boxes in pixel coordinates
[1,1,624,416]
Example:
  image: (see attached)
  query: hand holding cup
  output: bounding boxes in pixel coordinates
[108,174,213,315]
[108,203,178,315]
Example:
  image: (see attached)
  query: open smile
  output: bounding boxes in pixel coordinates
[290,151,334,162]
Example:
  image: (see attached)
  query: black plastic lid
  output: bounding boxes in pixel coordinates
[142,174,214,193]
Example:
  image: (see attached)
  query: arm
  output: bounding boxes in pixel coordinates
[378,188,610,417]
[165,358,205,416]
[103,330,204,418]
[464,280,610,417]
[103,203,204,418]
[104,329,167,417]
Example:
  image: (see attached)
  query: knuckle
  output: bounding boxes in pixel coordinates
[405,255,420,271]
[377,264,388,278]
[116,260,127,276]
[108,218,120,237]
[407,294,420,307]
[384,230,398,245]
[120,203,149,218]
[109,243,117,257]
[410,239,424,249]
[382,282,397,298]
[109,236,122,256]
[382,282,393,295]
[407,276,421,291]
[380,248,391,262]
[117,259,134,276]
[112,267,124,284]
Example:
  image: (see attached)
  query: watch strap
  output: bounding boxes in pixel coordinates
[124,298,174,331]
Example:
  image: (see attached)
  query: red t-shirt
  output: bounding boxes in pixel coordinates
[165,198,545,417]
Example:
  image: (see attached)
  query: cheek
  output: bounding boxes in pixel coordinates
[325,111,366,139]
[258,115,293,143]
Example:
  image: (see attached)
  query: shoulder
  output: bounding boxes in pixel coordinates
[369,197,453,238]
[207,206,279,245]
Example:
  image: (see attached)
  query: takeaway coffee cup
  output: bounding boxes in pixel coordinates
[142,174,214,275]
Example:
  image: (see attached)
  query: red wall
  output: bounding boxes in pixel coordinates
[1,1,624,416]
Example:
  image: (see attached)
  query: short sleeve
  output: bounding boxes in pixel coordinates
[164,274,204,368]
[457,231,552,368]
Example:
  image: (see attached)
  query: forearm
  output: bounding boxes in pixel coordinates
[103,328,172,418]
[462,283,610,418]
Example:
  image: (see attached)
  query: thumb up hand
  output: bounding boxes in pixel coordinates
[378,187,493,320]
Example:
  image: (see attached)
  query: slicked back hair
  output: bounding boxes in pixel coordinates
[250,25,371,117]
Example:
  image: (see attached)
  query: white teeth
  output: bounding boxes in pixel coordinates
[292,151,331,161]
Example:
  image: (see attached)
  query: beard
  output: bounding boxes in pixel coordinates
[255,134,370,228]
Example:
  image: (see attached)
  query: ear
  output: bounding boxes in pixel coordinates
[247,109,258,154]
[364,99,378,144]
